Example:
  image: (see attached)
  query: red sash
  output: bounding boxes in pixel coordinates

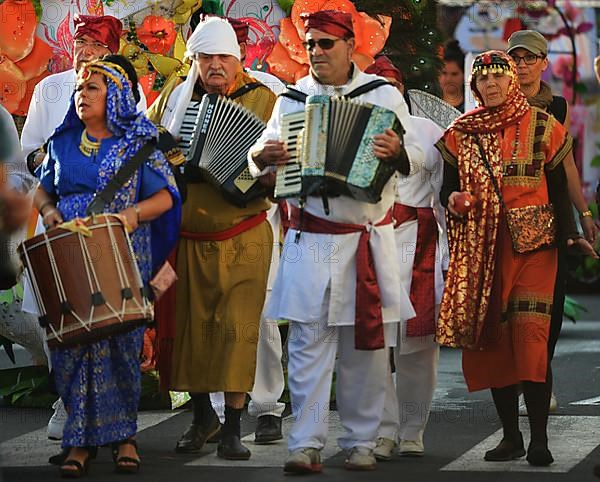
[393,203,437,337]
[290,206,392,351]
[180,211,267,241]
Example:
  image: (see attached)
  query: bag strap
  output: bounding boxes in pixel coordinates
[86,141,156,216]
[345,79,392,99]
[474,137,508,212]
[228,81,264,100]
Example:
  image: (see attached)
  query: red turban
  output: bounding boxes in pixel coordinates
[302,10,354,39]
[227,17,250,44]
[73,14,122,54]
[365,56,403,83]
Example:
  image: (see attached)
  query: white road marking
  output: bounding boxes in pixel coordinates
[186,412,346,467]
[441,416,600,473]
[570,396,600,406]
[0,411,179,467]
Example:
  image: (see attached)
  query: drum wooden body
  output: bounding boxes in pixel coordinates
[18,214,152,348]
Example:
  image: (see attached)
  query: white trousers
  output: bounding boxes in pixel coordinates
[378,345,439,442]
[210,315,285,422]
[287,317,389,452]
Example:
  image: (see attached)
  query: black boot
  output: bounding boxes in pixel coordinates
[484,432,526,461]
[523,367,553,466]
[175,393,221,454]
[485,385,525,461]
[255,415,283,444]
[217,406,251,460]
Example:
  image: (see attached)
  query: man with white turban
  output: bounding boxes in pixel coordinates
[159,17,276,461]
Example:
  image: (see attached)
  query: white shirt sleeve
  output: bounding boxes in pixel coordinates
[20,82,46,158]
[248,96,285,178]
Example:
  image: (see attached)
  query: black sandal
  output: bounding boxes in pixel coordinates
[59,447,93,479]
[113,438,141,474]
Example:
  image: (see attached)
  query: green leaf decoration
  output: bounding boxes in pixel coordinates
[563,295,587,322]
[202,0,225,16]
[31,0,42,22]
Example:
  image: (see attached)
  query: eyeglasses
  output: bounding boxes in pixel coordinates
[302,38,343,51]
[510,53,544,65]
[74,39,109,50]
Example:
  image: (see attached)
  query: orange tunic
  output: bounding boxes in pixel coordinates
[439,107,572,391]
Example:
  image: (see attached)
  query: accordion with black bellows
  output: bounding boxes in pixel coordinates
[184,93,267,206]
[275,95,403,203]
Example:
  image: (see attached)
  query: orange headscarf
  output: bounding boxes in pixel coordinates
[437,51,530,349]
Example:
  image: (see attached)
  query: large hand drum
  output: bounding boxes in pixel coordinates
[18,214,153,349]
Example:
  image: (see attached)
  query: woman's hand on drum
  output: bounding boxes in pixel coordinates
[119,206,139,233]
[42,207,63,229]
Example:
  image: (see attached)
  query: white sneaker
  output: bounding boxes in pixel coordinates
[373,437,396,461]
[345,446,377,471]
[47,399,67,440]
[399,438,424,457]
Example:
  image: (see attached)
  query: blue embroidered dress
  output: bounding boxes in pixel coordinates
[37,64,181,448]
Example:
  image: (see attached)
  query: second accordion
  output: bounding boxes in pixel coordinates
[275,95,403,203]
[184,93,267,207]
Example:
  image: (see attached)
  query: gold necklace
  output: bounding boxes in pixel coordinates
[79,129,101,157]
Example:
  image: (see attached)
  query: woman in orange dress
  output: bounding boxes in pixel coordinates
[436,50,596,467]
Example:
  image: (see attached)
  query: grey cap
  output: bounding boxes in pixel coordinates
[507,30,548,56]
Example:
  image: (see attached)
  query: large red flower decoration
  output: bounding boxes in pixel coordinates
[0,0,52,115]
[267,0,391,83]
[137,15,177,55]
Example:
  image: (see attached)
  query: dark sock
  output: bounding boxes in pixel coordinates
[223,406,243,438]
[490,385,521,443]
[523,366,552,447]
[190,393,218,427]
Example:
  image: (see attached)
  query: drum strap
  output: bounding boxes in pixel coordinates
[85,142,156,216]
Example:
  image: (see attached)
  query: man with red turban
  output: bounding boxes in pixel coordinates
[249,9,424,474]
[365,55,445,462]
[22,14,145,170]
[20,12,146,447]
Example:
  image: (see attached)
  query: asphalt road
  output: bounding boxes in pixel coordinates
[1,295,599,482]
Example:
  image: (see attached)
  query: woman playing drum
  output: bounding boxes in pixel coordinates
[33,59,181,477]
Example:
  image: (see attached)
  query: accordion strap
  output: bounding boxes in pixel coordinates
[345,79,392,99]
[280,79,392,104]
[228,81,264,100]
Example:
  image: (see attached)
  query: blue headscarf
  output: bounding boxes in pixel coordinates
[52,61,181,274]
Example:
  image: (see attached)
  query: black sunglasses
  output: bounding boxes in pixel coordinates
[302,38,343,51]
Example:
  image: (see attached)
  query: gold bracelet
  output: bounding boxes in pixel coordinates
[580,210,593,218]
[134,204,141,223]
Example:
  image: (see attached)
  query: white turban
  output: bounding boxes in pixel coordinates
[167,17,241,134]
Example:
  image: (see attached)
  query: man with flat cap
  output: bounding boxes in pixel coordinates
[20,13,146,444]
[249,10,422,473]
[507,29,598,416]
[161,16,276,460]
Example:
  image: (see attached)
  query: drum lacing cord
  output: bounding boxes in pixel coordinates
[105,219,143,317]
[120,221,151,316]
[77,227,121,325]
[44,231,78,343]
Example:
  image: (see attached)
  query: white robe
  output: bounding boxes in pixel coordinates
[394,115,447,354]
[249,68,423,327]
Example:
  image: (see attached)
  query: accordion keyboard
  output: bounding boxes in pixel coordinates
[177,101,201,159]
[275,111,305,199]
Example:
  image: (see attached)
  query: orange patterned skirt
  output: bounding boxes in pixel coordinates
[462,223,557,392]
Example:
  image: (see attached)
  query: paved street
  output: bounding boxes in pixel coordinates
[1,295,599,482]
